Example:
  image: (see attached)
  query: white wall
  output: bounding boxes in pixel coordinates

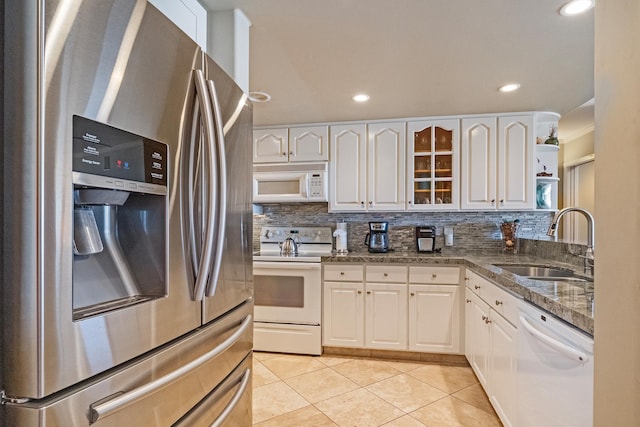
[148,0,207,49]
[594,0,640,425]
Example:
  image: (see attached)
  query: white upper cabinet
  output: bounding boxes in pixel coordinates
[461,117,497,209]
[406,119,459,211]
[367,123,406,211]
[329,123,405,212]
[253,128,289,163]
[289,126,329,162]
[148,0,207,49]
[461,115,535,210]
[329,124,367,211]
[498,115,535,210]
[253,126,328,163]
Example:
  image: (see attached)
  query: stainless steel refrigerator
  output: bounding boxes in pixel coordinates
[1,1,254,425]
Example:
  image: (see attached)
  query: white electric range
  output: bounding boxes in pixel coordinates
[252,226,333,355]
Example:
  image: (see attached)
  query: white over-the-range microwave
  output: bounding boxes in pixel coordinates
[253,162,328,203]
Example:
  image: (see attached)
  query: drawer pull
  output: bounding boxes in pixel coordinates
[485,318,492,324]
[340,272,345,275]
[366,291,371,295]
[410,292,415,297]
[464,277,469,281]
[431,273,437,279]
[495,300,503,306]
[474,285,481,290]
[383,273,388,277]
[481,315,488,321]
[466,299,472,303]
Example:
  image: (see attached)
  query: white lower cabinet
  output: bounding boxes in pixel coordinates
[323,263,462,354]
[408,265,461,353]
[365,283,407,350]
[464,269,519,427]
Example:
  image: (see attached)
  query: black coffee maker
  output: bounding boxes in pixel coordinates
[364,222,390,253]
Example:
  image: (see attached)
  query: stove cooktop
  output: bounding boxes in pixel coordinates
[254,226,334,262]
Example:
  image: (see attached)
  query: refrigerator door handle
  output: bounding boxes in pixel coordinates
[192,69,218,301]
[88,314,252,423]
[210,367,251,427]
[205,78,227,297]
[187,100,201,278]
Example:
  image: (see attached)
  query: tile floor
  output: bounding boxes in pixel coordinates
[252,351,503,427]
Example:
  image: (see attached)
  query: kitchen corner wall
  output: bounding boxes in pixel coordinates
[253,203,554,252]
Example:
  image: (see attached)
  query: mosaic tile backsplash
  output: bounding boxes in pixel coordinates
[253,203,556,253]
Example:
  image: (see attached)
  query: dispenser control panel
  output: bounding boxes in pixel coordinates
[72,115,168,187]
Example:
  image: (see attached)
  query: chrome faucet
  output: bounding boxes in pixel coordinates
[546,207,595,275]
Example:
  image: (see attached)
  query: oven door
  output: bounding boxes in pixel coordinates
[252,261,321,324]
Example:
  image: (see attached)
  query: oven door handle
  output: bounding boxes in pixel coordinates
[253,262,320,270]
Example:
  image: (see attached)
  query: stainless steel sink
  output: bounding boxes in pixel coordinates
[494,264,591,282]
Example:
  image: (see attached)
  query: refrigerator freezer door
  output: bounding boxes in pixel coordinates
[3,303,253,427]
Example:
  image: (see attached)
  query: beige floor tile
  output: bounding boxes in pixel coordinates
[409,396,502,427]
[253,405,338,427]
[317,355,354,367]
[285,367,360,403]
[382,360,427,373]
[452,383,497,415]
[366,374,448,412]
[331,358,402,386]
[407,364,479,393]
[252,381,309,424]
[381,415,428,426]
[253,351,283,361]
[315,388,405,427]
[252,360,280,388]
[260,354,326,380]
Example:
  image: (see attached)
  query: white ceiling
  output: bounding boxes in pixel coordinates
[201,0,594,140]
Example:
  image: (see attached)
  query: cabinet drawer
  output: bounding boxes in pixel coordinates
[483,282,521,326]
[366,265,407,283]
[409,266,460,284]
[465,269,487,297]
[324,264,364,281]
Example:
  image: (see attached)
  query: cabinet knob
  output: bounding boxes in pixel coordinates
[408,200,412,204]
[410,292,415,297]
[289,151,295,156]
[485,318,492,324]
[369,201,373,206]
[366,291,371,295]
[481,315,488,321]
[281,152,287,156]
[474,285,481,290]
[495,300,503,306]
[491,199,496,204]
[464,277,469,281]
[360,201,365,206]
[499,199,504,204]
[340,272,345,275]
[357,290,362,294]
[466,299,472,303]
[383,273,388,277]
[431,274,437,279]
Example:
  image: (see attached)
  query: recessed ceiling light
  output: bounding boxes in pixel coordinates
[498,83,521,93]
[248,91,271,103]
[352,94,370,102]
[560,0,594,16]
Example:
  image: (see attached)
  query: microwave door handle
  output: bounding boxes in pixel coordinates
[205,79,227,297]
[301,174,308,199]
[192,69,217,301]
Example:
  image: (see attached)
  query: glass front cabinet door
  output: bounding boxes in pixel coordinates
[406,119,460,210]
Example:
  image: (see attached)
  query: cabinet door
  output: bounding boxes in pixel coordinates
[489,312,517,427]
[461,117,497,210]
[329,124,367,211]
[367,123,406,211]
[289,126,329,162]
[365,283,408,350]
[409,284,460,353]
[253,128,289,163]
[323,281,364,347]
[407,119,459,211]
[465,288,491,389]
[498,115,535,209]
[149,0,207,49]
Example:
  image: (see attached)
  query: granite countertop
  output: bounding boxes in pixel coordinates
[322,249,594,336]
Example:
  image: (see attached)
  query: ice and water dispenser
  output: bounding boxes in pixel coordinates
[72,116,168,319]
